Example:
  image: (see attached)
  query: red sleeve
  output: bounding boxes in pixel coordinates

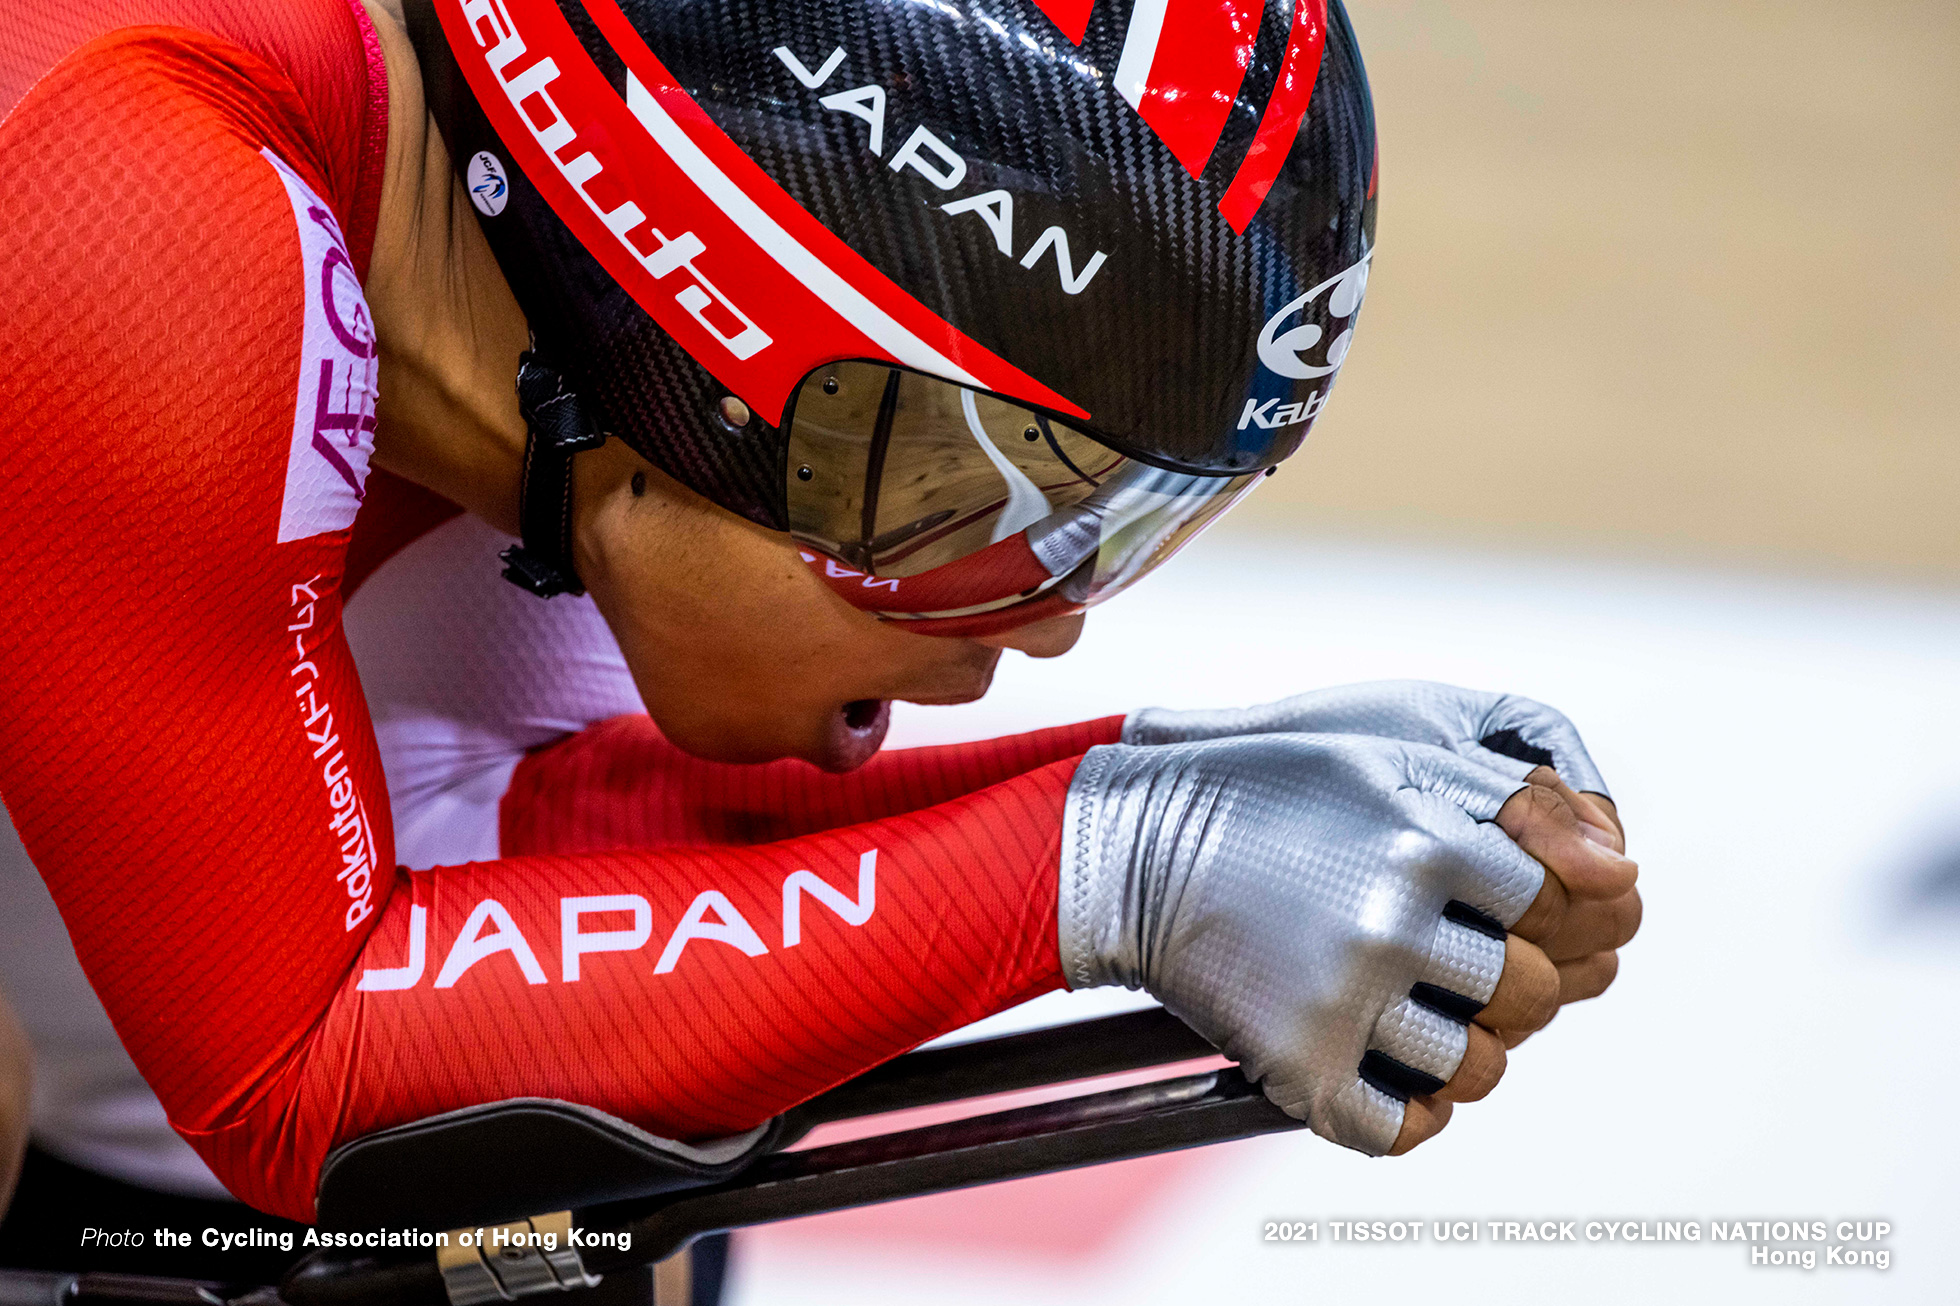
[3,0,388,269]
[502,713,1126,856]
[0,32,1081,1222]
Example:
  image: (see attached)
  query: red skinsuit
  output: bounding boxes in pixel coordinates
[0,0,1122,1220]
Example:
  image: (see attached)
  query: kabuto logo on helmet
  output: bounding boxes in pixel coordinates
[1255,250,1370,379]
[433,0,1086,426]
[412,0,1376,544]
[448,0,769,361]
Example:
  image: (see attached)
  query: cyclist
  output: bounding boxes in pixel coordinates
[0,0,1638,1226]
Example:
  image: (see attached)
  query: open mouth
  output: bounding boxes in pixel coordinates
[843,698,885,732]
[815,698,891,772]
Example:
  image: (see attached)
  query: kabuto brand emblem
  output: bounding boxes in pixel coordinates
[466,150,510,215]
[1236,389,1327,431]
[1254,250,1369,380]
[451,0,769,360]
[435,0,1086,425]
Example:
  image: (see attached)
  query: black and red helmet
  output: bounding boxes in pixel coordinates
[408,0,1376,633]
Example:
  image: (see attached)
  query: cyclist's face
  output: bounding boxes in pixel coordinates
[575,442,1083,772]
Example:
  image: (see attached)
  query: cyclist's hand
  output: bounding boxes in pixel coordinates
[1060,731,1634,1155]
[1124,679,1613,808]
[1391,765,1638,1151]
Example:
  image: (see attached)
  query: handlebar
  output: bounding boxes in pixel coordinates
[2,1009,1302,1306]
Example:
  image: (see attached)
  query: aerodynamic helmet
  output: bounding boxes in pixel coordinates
[407,0,1377,634]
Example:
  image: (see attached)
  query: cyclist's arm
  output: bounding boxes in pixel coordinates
[0,32,1078,1222]
[503,713,1123,856]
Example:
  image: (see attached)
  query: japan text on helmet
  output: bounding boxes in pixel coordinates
[407,0,1377,634]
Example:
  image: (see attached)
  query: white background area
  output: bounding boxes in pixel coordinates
[730,534,1960,1305]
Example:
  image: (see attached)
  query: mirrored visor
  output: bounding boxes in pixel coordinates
[785,362,1260,633]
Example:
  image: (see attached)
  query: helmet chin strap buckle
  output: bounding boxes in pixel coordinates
[502,352,607,599]
[499,543,580,598]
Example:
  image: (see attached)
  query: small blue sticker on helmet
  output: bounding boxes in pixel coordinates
[468,151,510,217]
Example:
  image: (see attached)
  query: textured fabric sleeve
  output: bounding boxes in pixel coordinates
[0,34,1077,1221]
[502,713,1126,856]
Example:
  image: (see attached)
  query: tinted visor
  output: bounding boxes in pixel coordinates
[785,362,1260,636]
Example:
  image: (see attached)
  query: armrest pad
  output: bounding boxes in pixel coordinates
[313,1099,781,1232]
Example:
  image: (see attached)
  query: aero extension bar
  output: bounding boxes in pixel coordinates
[0,1009,1302,1306]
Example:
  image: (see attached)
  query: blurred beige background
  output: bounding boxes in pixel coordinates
[1236,0,1960,579]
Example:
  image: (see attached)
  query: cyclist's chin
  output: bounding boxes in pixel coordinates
[645,697,888,772]
[649,649,1002,772]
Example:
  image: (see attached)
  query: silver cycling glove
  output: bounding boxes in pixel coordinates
[1060,733,1542,1155]
[1123,679,1610,798]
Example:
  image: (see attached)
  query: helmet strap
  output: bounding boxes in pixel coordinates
[500,351,607,598]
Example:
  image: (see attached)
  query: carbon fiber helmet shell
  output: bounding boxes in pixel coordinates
[406,0,1377,531]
